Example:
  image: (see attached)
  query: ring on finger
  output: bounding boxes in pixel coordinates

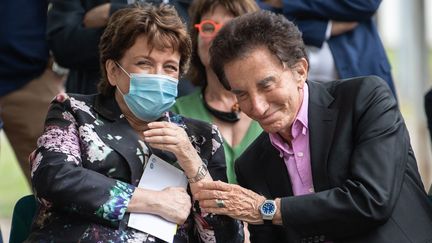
[215,199,225,208]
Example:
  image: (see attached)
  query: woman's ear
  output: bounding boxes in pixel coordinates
[106,59,118,86]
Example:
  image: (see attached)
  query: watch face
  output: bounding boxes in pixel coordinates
[261,202,275,215]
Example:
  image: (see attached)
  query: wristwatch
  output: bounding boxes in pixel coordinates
[259,199,277,223]
[187,162,208,183]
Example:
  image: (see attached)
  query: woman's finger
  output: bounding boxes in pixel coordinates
[144,135,178,144]
[147,121,172,129]
[143,127,173,137]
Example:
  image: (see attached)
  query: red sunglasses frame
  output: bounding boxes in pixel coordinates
[194,20,223,38]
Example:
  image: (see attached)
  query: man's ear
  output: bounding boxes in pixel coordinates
[106,59,118,86]
[294,58,308,81]
[293,58,308,89]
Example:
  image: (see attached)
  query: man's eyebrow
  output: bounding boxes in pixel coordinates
[231,88,244,95]
[257,76,276,87]
[231,76,276,95]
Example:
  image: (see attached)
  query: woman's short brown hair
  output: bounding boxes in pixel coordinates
[188,0,259,86]
[98,3,192,96]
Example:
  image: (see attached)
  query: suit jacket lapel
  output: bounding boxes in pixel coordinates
[259,134,293,197]
[308,81,338,191]
[93,94,145,185]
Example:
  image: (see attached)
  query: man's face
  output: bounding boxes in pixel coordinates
[224,47,308,137]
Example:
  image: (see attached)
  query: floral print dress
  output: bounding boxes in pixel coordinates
[26,93,243,243]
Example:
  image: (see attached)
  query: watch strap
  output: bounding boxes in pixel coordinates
[263,219,273,225]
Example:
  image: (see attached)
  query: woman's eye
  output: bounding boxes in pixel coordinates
[165,65,178,72]
[138,60,152,66]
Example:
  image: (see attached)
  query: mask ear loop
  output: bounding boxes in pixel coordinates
[114,61,131,96]
[115,61,131,78]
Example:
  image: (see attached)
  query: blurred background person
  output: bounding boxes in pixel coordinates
[47,0,195,96]
[257,0,397,97]
[27,4,243,242]
[0,0,63,184]
[172,0,262,184]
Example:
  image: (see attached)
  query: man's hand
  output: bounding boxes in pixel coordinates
[194,180,266,224]
[83,3,111,28]
[331,21,358,36]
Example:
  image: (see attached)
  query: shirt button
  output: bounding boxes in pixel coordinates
[297,152,304,157]
[309,188,314,193]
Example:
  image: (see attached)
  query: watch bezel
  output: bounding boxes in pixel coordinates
[260,199,277,221]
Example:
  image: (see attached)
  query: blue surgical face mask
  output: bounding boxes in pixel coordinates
[116,62,178,121]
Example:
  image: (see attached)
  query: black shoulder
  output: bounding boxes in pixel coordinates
[235,131,268,166]
[331,76,391,96]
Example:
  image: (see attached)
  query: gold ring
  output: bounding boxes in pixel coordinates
[215,199,225,208]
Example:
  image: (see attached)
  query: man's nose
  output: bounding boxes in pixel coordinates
[249,95,269,117]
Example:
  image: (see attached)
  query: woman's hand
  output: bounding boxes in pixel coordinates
[128,187,192,225]
[156,187,192,224]
[194,181,267,224]
[143,121,203,177]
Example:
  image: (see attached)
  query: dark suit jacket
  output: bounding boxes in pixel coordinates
[257,0,396,96]
[235,77,432,243]
[27,93,243,242]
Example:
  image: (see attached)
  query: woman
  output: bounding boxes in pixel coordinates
[27,4,243,242]
[172,0,261,184]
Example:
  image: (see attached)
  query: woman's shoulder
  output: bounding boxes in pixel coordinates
[49,93,100,120]
[51,93,97,106]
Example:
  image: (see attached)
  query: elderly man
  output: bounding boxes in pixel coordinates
[194,10,432,243]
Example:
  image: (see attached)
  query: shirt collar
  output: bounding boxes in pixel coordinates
[269,83,309,153]
[294,82,309,131]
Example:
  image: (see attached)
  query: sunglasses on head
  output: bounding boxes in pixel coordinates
[194,20,223,38]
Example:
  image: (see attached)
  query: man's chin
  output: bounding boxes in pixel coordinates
[259,122,282,134]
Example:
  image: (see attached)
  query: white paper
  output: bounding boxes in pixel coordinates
[128,154,188,243]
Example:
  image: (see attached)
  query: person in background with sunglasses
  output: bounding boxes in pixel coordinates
[172,0,261,185]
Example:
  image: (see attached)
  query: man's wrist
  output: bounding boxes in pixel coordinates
[272,198,283,225]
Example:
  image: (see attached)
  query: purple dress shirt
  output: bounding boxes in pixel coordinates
[269,83,314,196]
